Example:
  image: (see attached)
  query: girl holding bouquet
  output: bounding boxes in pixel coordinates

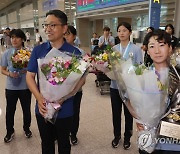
[0,29,32,143]
[110,22,143,149]
[138,30,179,154]
[64,25,85,145]
[26,10,83,154]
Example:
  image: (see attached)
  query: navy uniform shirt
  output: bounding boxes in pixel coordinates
[27,41,81,119]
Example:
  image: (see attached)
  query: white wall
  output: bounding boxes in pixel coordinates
[8,11,17,23]
[19,4,34,21]
[8,11,18,29]
[0,15,7,28]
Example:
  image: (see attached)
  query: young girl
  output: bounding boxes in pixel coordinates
[138,30,179,154]
[110,22,143,149]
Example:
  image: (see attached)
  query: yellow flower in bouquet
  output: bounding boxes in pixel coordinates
[11,48,31,69]
[91,45,122,79]
[92,47,121,70]
[102,53,108,61]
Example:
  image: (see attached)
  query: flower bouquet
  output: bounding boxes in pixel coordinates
[38,48,89,123]
[11,48,31,69]
[91,46,121,80]
[111,58,169,153]
[10,48,31,86]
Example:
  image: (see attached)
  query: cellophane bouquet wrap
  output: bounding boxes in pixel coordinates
[38,48,89,123]
[111,58,169,153]
[91,46,121,80]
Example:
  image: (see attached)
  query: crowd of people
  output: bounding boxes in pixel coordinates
[0,9,180,154]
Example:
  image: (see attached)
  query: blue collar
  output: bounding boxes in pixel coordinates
[46,41,71,52]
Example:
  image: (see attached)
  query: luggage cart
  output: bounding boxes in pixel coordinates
[95,71,111,95]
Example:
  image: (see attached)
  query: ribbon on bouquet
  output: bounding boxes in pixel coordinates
[44,99,62,124]
[45,99,61,110]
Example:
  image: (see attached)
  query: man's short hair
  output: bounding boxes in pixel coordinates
[46,9,67,25]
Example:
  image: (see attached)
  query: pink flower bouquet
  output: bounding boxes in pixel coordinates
[38,48,88,123]
[91,48,121,80]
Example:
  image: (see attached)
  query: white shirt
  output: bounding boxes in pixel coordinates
[0,34,3,39]
[35,33,40,42]
[25,32,30,40]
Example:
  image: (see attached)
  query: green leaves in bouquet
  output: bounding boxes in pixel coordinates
[41,54,82,84]
[134,64,147,75]
[105,45,112,51]
[41,63,51,77]
[107,46,121,66]
[95,45,112,55]
[68,55,81,74]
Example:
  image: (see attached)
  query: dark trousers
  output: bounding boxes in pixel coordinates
[36,114,72,154]
[5,89,32,133]
[1,38,4,45]
[110,88,133,140]
[71,91,83,136]
[139,149,180,154]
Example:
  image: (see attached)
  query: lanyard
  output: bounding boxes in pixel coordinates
[120,41,131,60]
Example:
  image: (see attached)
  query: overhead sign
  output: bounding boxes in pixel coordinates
[149,0,161,29]
[77,0,148,13]
[43,0,58,11]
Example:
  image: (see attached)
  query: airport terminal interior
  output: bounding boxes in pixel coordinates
[0,0,180,154]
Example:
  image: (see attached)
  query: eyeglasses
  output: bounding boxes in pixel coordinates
[64,31,71,36]
[42,23,64,29]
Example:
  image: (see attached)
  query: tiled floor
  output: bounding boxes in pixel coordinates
[0,45,139,154]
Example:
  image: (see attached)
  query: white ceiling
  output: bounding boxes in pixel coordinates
[0,0,17,11]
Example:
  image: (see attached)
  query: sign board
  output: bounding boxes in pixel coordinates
[77,0,148,13]
[149,0,161,29]
[43,0,58,11]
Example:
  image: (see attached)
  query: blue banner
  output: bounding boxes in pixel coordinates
[149,0,161,29]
